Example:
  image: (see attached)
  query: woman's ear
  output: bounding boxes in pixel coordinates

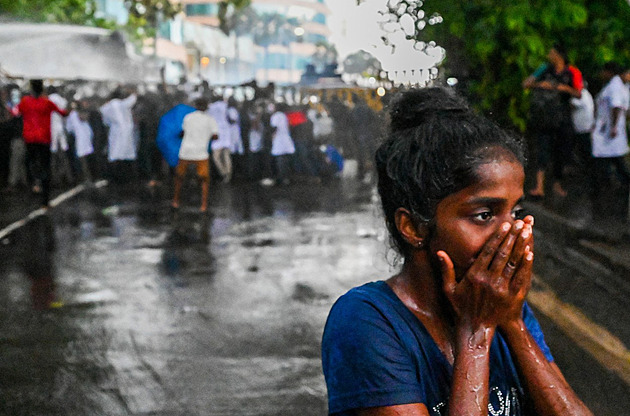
[394,208,428,249]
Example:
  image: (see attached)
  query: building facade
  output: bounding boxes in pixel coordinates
[94,0,331,86]
[178,0,331,85]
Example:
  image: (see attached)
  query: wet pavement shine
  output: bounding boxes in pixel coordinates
[0,181,391,415]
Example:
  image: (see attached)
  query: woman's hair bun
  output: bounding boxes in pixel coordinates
[389,87,469,132]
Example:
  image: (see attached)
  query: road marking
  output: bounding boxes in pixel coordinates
[529,275,630,386]
[0,180,108,241]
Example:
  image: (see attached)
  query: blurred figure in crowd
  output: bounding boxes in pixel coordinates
[208,95,232,183]
[47,86,73,186]
[17,79,68,207]
[523,43,582,198]
[66,100,95,183]
[99,86,138,184]
[227,96,244,180]
[172,98,218,213]
[591,62,630,212]
[269,102,295,186]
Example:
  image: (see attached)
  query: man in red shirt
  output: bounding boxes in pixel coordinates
[17,79,68,208]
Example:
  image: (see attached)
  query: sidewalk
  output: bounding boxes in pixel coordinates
[523,166,630,283]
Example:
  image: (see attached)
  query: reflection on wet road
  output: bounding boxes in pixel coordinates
[0,182,390,415]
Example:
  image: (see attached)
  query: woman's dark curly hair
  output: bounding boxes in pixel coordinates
[375,87,527,258]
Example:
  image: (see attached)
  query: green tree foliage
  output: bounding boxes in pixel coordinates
[359,0,630,130]
[0,0,114,28]
[343,50,382,78]
[125,0,181,44]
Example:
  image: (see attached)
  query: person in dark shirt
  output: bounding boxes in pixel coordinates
[523,44,582,198]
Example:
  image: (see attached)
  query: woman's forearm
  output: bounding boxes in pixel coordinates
[501,319,592,416]
[448,325,495,416]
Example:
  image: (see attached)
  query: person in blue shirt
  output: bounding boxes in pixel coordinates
[321,87,592,416]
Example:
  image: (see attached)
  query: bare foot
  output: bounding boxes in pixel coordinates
[553,182,567,197]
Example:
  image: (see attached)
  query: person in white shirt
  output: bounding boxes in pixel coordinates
[269,102,296,185]
[591,62,630,209]
[99,87,138,183]
[248,103,264,180]
[309,108,333,142]
[227,97,244,180]
[48,87,74,185]
[65,100,94,183]
[172,98,218,213]
[207,96,232,183]
[570,83,595,171]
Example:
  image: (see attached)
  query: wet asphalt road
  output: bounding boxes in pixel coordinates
[1,179,630,415]
[0,180,390,415]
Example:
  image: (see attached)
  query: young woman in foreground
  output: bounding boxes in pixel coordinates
[321,87,592,416]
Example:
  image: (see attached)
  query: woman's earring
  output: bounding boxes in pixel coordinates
[416,241,424,249]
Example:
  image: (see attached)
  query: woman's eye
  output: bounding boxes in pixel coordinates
[473,211,493,222]
[512,208,525,220]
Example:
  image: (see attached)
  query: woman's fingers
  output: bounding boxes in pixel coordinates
[510,246,533,297]
[474,222,512,273]
[438,250,456,296]
[489,220,524,277]
[502,222,531,279]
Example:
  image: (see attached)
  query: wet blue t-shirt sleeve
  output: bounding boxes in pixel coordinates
[321,288,426,414]
[321,282,554,415]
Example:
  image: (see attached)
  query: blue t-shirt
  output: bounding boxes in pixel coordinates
[321,281,553,415]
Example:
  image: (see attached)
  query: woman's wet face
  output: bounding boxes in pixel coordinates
[428,158,525,279]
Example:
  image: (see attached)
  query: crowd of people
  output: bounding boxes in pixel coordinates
[2,45,630,216]
[0,78,383,209]
[523,43,630,214]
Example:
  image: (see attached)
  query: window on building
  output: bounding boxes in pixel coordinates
[313,13,326,24]
[185,4,219,16]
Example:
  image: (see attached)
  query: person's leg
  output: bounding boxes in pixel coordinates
[212,148,227,180]
[551,124,572,197]
[25,144,38,191]
[149,142,163,186]
[79,156,93,183]
[172,160,188,208]
[530,130,551,197]
[550,130,564,195]
[591,157,609,203]
[196,160,210,212]
[38,145,52,207]
[275,154,292,184]
[222,148,233,183]
[274,155,283,183]
[8,139,25,187]
[611,156,630,186]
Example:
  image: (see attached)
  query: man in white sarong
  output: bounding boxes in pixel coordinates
[207,95,233,183]
[99,87,137,183]
[66,101,95,183]
[48,87,74,185]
